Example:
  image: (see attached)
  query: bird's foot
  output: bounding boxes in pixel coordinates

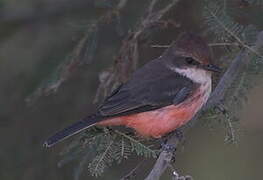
[159,136,177,153]
[161,141,177,152]
[159,129,184,152]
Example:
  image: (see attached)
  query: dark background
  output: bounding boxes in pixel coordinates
[0,0,263,179]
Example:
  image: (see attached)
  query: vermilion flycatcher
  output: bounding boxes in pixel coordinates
[44,33,221,147]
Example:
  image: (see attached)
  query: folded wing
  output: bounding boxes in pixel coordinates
[98,58,195,117]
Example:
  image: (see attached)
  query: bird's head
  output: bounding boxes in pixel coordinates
[168,32,221,73]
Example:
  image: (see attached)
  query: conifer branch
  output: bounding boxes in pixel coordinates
[26,0,129,104]
[114,130,158,158]
[205,32,263,108]
[205,7,263,58]
[92,139,115,176]
[151,42,240,48]
[145,31,263,180]
[208,42,239,47]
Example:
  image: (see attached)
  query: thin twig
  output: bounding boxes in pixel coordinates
[117,0,129,10]
[120,160,146,180]
[151,42,240,48]
[95,0,179,101]
[224,110,236,143]
[209,42,239,47]
[148,0,159,14]
[151,45,170,48]
[158,0,179,16]
[145,31,263,180]
[215,104,237,143]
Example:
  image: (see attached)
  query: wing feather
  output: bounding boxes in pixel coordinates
[98,58,195,117]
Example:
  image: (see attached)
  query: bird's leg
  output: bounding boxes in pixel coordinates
[160,132,177,152]
[170,129,184,162]
[159,129,185,159]
[160,139,177,152]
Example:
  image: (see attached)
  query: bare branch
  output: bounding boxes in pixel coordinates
[208,42,239,47]
[94,0,179,102]
[148,0,159,14]
[120,160,146,180]
[145,133,179,180]
[117,0,129,10]
[151,42,240,48]
[151,45,170,48]
[145,31,263,180]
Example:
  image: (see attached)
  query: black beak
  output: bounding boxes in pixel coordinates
[202,64,222,73]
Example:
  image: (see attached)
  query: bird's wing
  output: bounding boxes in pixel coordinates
[98,58,195,117]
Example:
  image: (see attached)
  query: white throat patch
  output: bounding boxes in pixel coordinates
[172,67,211,85]
[170,66,212,104]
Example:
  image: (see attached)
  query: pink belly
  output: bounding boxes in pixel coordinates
[98,99,203,138]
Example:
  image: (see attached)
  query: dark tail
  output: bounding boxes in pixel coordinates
[43,115,103,148]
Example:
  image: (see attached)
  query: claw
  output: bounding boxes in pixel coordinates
[161,142,177,152]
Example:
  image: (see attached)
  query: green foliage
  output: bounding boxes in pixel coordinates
[202,53,263,144]
[202,0,263,143]
[204,0,245,43]
[59,127,158,179]
[203,0,262,58]
[224,52,263,118]
[201,107,238,144]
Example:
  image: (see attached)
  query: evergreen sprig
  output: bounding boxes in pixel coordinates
[203,0,263,144]
[59,127,158,179]
[203,0,263,58]
[25,0,125,104]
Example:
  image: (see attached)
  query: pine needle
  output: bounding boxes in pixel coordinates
[204,0,263,58]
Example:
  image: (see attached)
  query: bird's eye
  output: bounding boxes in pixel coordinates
[185,57,199,65]
[185,57,194,64]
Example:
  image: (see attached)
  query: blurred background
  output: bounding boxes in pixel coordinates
[0,0,263,179]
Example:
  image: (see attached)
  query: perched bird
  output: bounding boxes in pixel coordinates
[44,32,221,148]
